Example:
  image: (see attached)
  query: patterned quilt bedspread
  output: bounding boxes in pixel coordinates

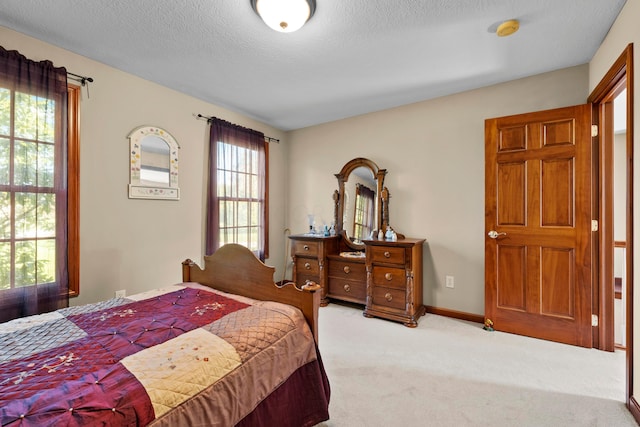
[0,283,324,426]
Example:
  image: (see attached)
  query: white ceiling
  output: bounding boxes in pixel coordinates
[0,0,627,131]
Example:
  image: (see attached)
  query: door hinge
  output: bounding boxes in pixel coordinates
[591,220,598,231]
[591,125,598,137]
[592,314,599,327]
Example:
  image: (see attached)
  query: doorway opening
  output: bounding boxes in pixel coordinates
[613,88,628,350]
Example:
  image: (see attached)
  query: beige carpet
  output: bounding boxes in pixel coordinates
[316,303,636,427]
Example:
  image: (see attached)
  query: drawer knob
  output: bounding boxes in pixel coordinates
[304,262,311,270]
[303,245,309,251]
[384,251,391,258]
[343,266,350,274]
[385,272,393,281]
[385,292,393,302]
[343,284,351,292]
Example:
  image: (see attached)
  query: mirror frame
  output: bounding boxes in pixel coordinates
[128,125,180,200]
[334,158,387,249]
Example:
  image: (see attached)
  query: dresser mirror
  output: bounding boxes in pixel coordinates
[128,125,180,200]
[334,158,387,249]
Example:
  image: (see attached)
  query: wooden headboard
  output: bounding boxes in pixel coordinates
[182,243,320,341]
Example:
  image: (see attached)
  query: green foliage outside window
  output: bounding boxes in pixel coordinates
[0,87,56,289]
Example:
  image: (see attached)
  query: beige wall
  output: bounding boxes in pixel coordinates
[287,65,589,315]
[0,26,289,306]
[588,0,639,404]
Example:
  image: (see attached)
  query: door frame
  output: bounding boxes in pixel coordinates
[587,44,634,406]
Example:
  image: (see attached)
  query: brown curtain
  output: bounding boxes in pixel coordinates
[205,118,266,260]
[0,47,69,322]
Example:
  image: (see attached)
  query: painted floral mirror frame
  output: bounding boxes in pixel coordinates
[128,125,180,200]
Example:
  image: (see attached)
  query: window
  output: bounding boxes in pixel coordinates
[0,86,60,290]
[206,118,268,260]
[216,140,267,251]
[0,77,79,301]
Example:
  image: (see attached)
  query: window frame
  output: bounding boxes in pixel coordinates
[67,84,80,297]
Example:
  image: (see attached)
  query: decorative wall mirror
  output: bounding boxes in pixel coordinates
[334,158,387,250]
[128,126,180,200]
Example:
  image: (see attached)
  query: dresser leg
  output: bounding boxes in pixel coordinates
[403,320,418,328]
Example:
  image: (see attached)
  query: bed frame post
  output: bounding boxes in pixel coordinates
[309,289,320,343]
[182,259,193,282]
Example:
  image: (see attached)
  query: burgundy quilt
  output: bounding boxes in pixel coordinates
[0,284,330,426]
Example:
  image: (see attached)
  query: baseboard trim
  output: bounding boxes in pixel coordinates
[629,395,640,424]
[425,306,484,324]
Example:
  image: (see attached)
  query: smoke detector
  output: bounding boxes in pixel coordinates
[496,19,520,37]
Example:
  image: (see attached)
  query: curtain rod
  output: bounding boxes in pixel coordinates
[66,71,94,86]
[195,113,280,143]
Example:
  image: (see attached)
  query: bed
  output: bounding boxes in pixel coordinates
[0,244,330,426]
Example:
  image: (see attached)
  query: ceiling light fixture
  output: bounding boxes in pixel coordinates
[496,19,520,37]
[251,0,316,33]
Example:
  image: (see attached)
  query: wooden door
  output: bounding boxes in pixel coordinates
[485,104,593,347]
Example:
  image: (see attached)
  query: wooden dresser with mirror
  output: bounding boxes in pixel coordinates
[290,158,426,327]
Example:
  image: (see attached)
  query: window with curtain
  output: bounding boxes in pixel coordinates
[0,47,76,323]
[206,118,268,261]
[353,183,375,241]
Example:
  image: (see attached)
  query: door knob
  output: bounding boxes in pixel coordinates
[488,230,507,239]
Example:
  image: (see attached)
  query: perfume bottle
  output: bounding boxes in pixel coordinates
[385,226,394,240]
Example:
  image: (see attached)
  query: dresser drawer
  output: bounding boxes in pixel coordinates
[371,287,406,311]
[329,278,366,302]
[369,246,405,265]
[371,266,405,289]
[295,258,319,275]
[328,260,366,281]
[293,240,319,257]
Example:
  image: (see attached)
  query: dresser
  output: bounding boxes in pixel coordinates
[290,234,425,327]
[363,238,426,327]
[289,234,339,306]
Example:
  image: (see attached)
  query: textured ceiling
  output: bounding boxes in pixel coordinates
[0,0,627,130]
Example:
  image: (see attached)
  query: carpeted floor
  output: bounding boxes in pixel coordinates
[316,302,636,427]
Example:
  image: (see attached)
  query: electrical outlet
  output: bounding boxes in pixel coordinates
[115,289,126,298]
[445,276,455,289]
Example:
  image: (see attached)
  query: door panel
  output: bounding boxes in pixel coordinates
[541,158,574,226]
[496,245,526,310]
[497,162,526,225]
[540,247,574,318]
[485,104,593,348]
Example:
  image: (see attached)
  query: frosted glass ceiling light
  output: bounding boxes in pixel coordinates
[251,0,316,33]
